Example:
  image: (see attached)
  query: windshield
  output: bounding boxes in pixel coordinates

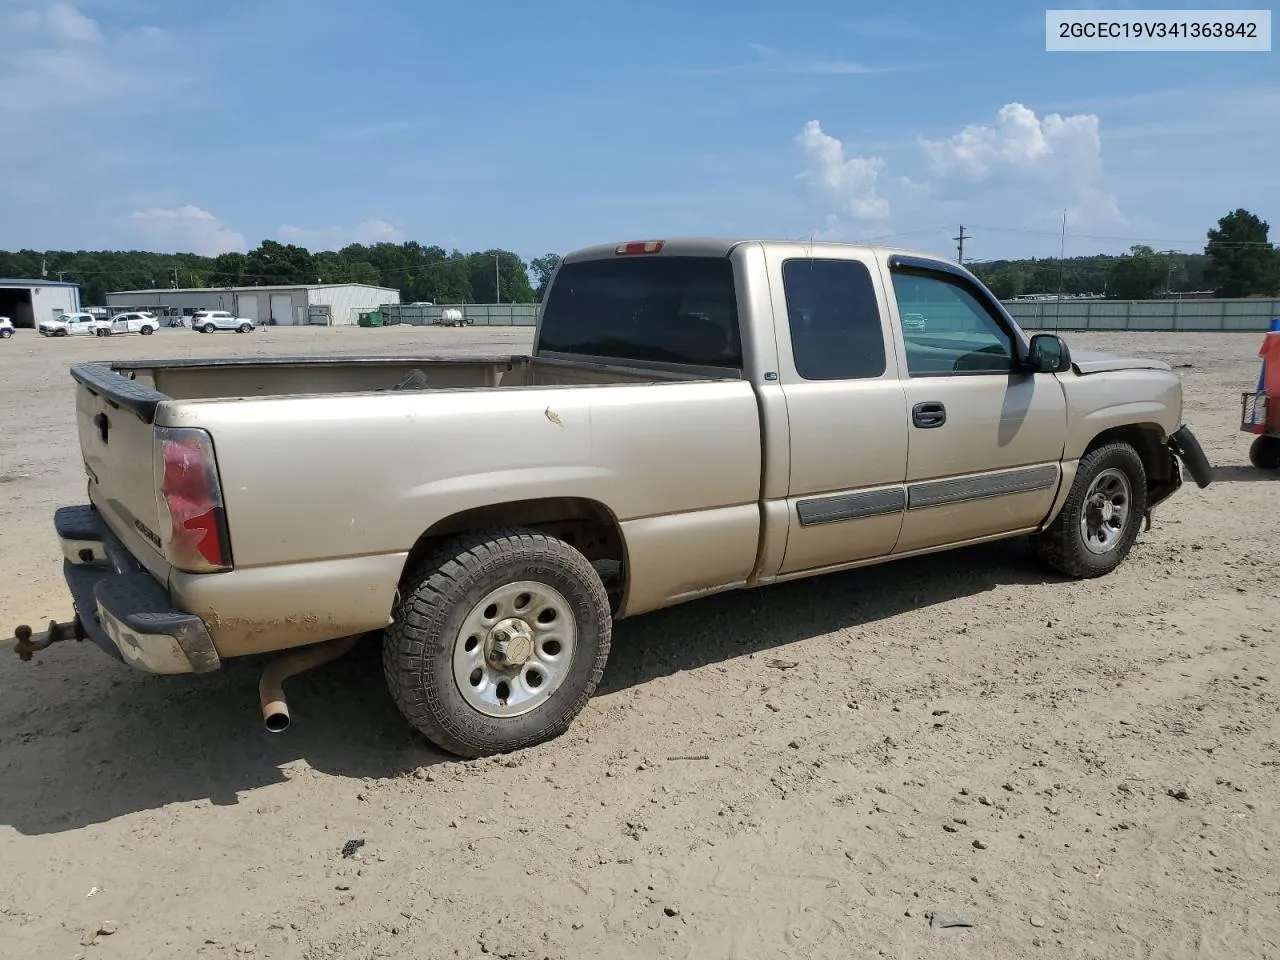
[537,255,742,369]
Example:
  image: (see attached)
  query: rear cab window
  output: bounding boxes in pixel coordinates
[537,255,742,369]
[780,258,886,380]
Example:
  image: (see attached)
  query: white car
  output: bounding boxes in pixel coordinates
[191,310,255,333]
[101,312,159,336]
[902,312,929,331]
[39,312,100,337]
[0,317,13,339]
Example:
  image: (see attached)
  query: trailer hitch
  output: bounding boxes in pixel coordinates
[13,619,85,661]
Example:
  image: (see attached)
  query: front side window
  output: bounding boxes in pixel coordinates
[890,270,1016,375]
[781,258,886,380]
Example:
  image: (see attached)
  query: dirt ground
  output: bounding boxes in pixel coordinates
[1,325,1277,960]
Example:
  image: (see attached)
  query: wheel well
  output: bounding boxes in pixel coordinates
[400,497,627,611]
[1085,424,1173,486]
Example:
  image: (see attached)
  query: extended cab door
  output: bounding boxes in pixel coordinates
[769,250,909,575]
[882,256,1067,554]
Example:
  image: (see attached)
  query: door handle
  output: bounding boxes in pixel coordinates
[912,401,946,429]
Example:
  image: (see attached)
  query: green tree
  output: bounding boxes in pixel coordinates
[210,252,248,286]
[529,253,562,299]
[1107,245,1165,300]
[1205,208,1278,297]
[245,241,315,286]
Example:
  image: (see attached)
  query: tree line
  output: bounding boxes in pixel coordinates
[0,241,565,307]
[969,209,1278,300]
[1,208,1273,307]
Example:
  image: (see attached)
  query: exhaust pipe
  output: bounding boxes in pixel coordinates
[258,634,361,733]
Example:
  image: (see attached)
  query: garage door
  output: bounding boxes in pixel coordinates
[270,293,293,325]
[235,293,259,320]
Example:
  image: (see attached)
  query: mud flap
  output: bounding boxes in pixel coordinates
[1168,426,1213,489]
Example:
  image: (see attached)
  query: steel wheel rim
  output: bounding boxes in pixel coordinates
[452,580,577,718]
[1080,467,1132,555]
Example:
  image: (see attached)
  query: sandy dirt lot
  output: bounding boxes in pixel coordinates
[1,325,1277,960]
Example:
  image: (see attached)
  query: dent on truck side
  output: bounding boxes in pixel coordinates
[1059,368,1184,459]
[162,376,764,655]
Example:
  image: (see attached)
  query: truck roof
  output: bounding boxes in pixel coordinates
[561,237,947,264]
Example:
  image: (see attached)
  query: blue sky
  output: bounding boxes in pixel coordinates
[0,0,1275,264]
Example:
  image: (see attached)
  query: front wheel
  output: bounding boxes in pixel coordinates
[1250,435,1280,470]
[384,528,612,758]
[238,323,251,333]
[1032,442,1148,578]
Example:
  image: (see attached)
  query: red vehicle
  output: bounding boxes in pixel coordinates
[1242,323,1280,470]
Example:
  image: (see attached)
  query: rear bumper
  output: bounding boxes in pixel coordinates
[54,505,221,674]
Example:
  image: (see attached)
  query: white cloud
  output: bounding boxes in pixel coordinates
[917,102,1125,230]
[796,120,890,220]
[920,103,1103,181]
[276,219,406,251]
[128,206,247,256]
[47,1,102,42]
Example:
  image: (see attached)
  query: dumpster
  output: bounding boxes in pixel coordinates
[358,310,383,328]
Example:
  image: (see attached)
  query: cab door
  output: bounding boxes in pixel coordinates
[769,250,910,575]
[881,257,1068,554]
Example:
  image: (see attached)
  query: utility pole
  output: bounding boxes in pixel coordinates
[1054,209,1068,324]
[172,267,179,289]
[494,255,501,304]
[41,256,47,279]
[953,225,970,264]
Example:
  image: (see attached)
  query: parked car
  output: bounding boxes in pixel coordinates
[902,311,929,331]
[0,317,13,339]
[191,310,255,333]
[38,312,100,337]
[14,237,1213,760]
[100,312,159,336]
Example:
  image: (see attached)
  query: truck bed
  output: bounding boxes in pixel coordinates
[90,354,721,405]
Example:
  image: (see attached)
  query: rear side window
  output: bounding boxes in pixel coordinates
[537,256,742,368]
[782,258,886,380]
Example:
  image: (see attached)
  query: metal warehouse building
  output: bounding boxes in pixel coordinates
[103,283,400,326]
[0,279,82,328]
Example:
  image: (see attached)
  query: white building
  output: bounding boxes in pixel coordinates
[103,283,400,326]
[0,279,82,328]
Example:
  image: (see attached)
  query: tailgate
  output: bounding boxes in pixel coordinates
[72,363,173,584]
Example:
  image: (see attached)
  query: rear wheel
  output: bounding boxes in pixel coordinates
[0,329,11,339]
[203,323,216,334]
[1249,435,1280,470]
[1032,442,1148,578]
[384,528,612,758]
[140,325,154,335]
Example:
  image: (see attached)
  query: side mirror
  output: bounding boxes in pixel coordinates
[1026,333,1072,373]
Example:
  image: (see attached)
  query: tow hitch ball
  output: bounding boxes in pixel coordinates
[13,619,84,661]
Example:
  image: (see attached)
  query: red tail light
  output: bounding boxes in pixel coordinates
[155,427,232,572]
[615,240,665,255]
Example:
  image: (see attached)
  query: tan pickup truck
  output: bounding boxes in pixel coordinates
[14,238,1213,758]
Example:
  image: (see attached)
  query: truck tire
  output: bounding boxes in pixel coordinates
[384,527,612,758]
[1032,442,1148,579]
[1249,435,1280,470]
